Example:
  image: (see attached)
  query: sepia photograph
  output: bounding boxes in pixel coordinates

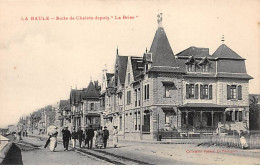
[0,0,260,165]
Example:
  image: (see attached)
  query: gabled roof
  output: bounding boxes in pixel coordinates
[118,56,128,84]
[149,27,179,67]
[60,100,70,110]
[212,44,245,60]
[83,82,99,99]
[177,46,210,57]
[106,73,114,80]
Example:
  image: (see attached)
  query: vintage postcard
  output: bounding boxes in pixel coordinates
[0,0,260,165]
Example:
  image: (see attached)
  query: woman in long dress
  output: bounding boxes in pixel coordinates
[113,126,118,148]
[95,126,103,148]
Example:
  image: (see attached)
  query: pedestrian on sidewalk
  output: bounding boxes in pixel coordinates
[113,126,118,148]
[77,127,84,148]
[63,126,71,151]
[85,125,94,149]
[95,126,103,148]
[61,128,65,148]
[71,128,77,150]
[103,126,109,149]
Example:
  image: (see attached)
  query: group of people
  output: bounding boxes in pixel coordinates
[61,125,118,151]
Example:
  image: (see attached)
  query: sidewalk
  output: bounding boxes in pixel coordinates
[26,133,260,164]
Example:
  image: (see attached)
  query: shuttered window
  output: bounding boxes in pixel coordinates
[209,85,212,99]
[147,84,149,100]
[200,84,204,99]
[195,84,198,99]
[238,85,242,100]
[144,85,147,100]
[227,85,231,100]
[186,84,189,98]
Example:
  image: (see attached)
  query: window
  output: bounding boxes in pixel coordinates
[226,111,233,122]
[145,64,149,71]
[90,103,94,110]
[202,64,209,72]
[119,116,122,131]
[200,84,212,99]
[195,84,199,99]
[164,85,170,97]
[227,85,242,100]
[235,111,243,122]
[138,88,141,106]
[128,73,130,84]
[135,89,137,107]
[186,84,194,99]
[144,84,149,100]
[187,64,196,72]
[127,91,131,105]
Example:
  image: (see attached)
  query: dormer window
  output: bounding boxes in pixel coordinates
[187,64,196,72]
[202,64,209,72]
[185,56,197,72]
[199,56,211,72]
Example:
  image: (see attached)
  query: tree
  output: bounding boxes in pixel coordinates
[249,96,260,130]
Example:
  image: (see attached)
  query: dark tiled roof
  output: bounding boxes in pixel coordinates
[118,56,128,84]
[149,27,179,67]
[148,66,185,73]
[177,46,210,57]
[183,73,216,78]
[212,44,244,60]
[131,57,143,81]
[216,73,253,79]
[83,82,99,98]
[60,100,70,109]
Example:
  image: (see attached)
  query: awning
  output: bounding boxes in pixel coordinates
[86,113,100,117]
[161,107,176,114]
[161,81,177,89]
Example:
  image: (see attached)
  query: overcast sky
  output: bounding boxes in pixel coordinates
[0,0,259,128]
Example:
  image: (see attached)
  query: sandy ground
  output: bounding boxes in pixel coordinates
[21,135,260,165]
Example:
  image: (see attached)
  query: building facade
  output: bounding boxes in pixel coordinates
[100,13,252,140]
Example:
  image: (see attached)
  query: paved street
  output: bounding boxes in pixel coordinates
[15,135,260,165]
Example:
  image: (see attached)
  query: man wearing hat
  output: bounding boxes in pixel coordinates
[103,126,109,148]
[63,126,71,151]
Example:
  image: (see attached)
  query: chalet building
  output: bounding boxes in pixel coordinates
[100,13,253,140]
[69,81,101,131]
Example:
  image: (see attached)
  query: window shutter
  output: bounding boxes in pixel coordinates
[209,85,212,100]
[195,84,198,99]
[129,91,131,103]
[186,84,189,98]
[144,85,147,100]
[147,84,149,99]
[200,84,204,99]
[238,85,242,100]
[227,85,231,100]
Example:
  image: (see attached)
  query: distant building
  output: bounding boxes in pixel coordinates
[7,125,16,133]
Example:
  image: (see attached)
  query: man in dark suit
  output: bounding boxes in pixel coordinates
[85,125,95,149]
[77,127,84,148]
[103,126,109,148]
[63,126,71,151]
